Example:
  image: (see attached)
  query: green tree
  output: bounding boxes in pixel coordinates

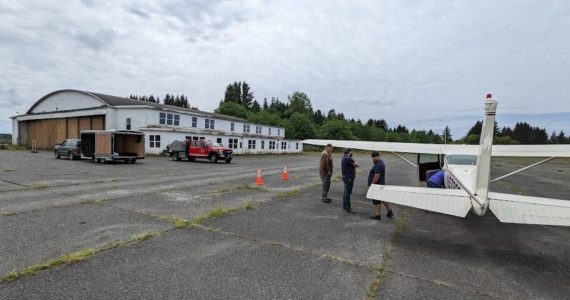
[215,101,248,119]
[251,100,261,112]
[285,113,317,139]
[318,119,356,140]
[443,126,452,143]
[287,91,312,116]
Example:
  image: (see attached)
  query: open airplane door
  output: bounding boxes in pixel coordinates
[417,153,443,181]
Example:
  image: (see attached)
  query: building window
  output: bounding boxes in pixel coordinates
[159,113,166,125]
[261,140,265,149]
[243,124,250,133]
[229,138,238,149]
[269,141,276,150]
[296,143,299,150]
[174,115,180,126]
[192,116,198,128]
[166,114,173,125]
[248,140,256,149]
[205,118,215,129]
[149,135,161,148]
[231,122,235,131]
[216,138,222,145]
[281,141,287,150]
[256,126,262,134]
[278,129,281,136]
[268,128,272,135]
[126,118,131,130]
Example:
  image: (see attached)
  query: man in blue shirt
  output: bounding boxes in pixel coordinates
[427,170,445,188]
[341,148,360,213]
[368,151,394,220]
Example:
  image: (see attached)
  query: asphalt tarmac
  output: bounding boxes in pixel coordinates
[0,150,568,299]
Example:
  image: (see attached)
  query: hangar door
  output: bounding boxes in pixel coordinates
[21,115,105,149]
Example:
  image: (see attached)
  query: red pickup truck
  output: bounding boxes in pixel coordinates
[166,139,233,163]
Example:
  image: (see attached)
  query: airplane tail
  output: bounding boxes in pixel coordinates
[472,94,498,216]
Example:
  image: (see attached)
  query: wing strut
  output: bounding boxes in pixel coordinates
[490,157,556,183]
[391,152,417,168]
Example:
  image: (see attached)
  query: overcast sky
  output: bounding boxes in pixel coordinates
[1,0,570,137]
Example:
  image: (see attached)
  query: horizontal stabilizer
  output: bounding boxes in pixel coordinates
[489,192,570,226]
[366,185,473,218]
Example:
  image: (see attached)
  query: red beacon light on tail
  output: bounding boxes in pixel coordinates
[486,93,493,99]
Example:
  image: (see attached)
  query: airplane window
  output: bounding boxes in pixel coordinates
[447,155,477,165]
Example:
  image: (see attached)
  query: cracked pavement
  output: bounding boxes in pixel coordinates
[0,151,569,299]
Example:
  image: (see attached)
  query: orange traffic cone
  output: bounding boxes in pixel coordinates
[256,169,264,185]
[281,165,289,181]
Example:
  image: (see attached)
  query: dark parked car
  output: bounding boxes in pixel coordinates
[54,139,81,160]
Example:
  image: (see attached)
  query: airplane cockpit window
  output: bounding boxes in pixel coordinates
[447,155,477,165]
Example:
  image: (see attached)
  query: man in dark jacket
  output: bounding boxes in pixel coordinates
[319,143,334,203]
[341,148,360,212]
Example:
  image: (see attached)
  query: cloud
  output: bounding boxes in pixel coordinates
[127,6,150,19]
[74,28,119,51]
[0,86,22,107]
[1,0,570,139]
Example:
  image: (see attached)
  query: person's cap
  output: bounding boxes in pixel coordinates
[343,148,351,154]
[371,151,380,157]
[326,143,332,147]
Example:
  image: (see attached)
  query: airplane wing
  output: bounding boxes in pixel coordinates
[492,145,570,157]
[302,139,477,155]
[303,139,570,157]
[489,192,570,226]
[366,185,473,218]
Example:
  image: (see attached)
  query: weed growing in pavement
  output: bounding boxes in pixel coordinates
[3,168,16,172]
[244,202,256,210]
[274,188,300,199]
[1,211,16,217]
[31,183,49,189]
[216,183,264,194]
[190,207,242,225]
[366,208,411,300]
[0,231,163,283]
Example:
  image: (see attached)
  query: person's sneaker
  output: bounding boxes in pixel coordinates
[322,198,331,203]
[326,197,332,201]
[386,210,394,218]
[345,208,356,213]
[369,215,382,220]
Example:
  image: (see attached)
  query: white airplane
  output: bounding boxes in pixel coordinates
[303,94,570,226]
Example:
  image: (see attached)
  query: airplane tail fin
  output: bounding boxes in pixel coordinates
[472,94,498,215]
[367,185,473,218]
[489,192,570,226]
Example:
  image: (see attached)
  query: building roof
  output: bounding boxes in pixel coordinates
[26,89,249,123]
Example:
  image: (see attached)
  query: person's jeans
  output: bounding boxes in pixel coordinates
[342,176,354,210]
[321,175,331,199]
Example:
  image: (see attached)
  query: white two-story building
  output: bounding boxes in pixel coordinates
[11,89,303,154]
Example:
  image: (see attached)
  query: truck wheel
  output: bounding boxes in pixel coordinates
[130,159,137,163]
[209,153,218,163]
[69,152,74,160]
[173,152,181,161]
[188,156,195,162]
[55,151,60,159]
[225,158,232,164]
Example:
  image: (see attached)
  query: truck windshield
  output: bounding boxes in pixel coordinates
[446,155,477,165]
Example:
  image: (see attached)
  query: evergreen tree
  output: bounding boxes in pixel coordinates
[251,100,261,112]
[443,126,452,143]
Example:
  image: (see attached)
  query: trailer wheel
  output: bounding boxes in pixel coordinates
[173,152,181,161]
[188,156,195,162]
[209,153,218,163]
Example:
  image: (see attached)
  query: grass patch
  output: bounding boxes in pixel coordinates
[191,207,241,225]
[1,211,16,217]
[366,208,411,299]
[244,202,256,210]
[31,183,49,189]
[0,144,27,151]
[274,188,301,199]
[0,230,162,283]
[216,183,263,194]
[3,168,16,172]
[332,175,341,182]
